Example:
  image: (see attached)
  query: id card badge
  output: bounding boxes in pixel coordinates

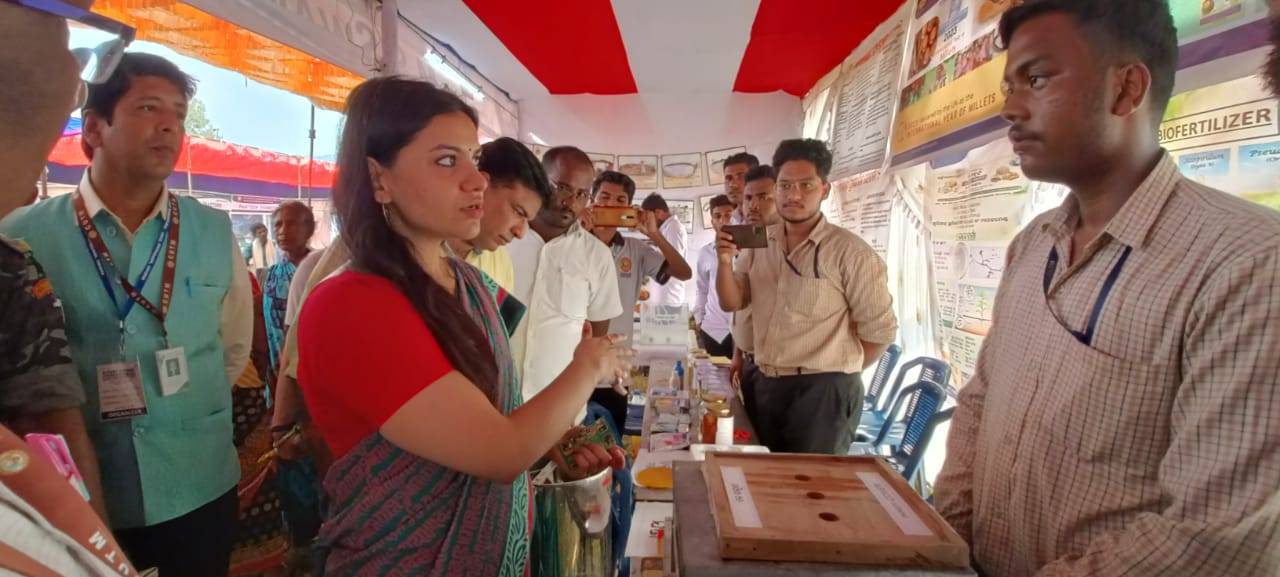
[155,347,189,396]
[97,362,147,421]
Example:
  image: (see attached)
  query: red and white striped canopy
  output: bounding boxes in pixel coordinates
[402,0,904,100]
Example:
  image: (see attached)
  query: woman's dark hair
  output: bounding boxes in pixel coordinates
[478,137,553,206]
[334,76,499,399]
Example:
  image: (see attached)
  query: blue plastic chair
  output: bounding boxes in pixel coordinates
[886,406,954,483]
[868,380,947,453]
[862,344,903,412]
[857,357,951,441]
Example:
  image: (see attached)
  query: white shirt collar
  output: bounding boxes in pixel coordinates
[78,169,171,228]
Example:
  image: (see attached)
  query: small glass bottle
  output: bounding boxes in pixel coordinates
[701,408,717,444]
[714,405,734,446]
[701,400,727,444]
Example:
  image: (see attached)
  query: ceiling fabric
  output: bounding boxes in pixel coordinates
[92,0,364,111]
[404,0,906,98]
[462,0,638,95]
[734,0,905,96]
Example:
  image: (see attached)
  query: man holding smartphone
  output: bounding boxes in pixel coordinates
[695,195,737,357]
[730,164,780,425]
[721,152,759,225]
[588,170,692,426]
[716,140,897,455]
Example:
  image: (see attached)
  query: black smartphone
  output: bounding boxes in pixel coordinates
[723,224,768,249]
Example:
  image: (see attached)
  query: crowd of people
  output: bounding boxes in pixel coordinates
[0,0,1276,576]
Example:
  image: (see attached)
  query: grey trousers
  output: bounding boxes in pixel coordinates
[753,371,863,455]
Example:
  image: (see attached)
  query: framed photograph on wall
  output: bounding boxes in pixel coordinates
[706,146,747,186]
[666,199,696,230]
[698,194,719,230]
[618,155,659,189]
[661,152,705,189]
[587,152,615,176]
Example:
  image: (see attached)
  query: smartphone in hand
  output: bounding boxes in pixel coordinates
[722,224,768,249]
[592,206,640,228]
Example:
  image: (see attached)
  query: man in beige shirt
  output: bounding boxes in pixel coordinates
[729,164,780,426]
[935,2,1280,576]
[717,139,897,454]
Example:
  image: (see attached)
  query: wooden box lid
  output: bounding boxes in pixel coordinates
[703,453,969,569]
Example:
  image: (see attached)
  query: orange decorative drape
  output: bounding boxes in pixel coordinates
[93,0,363,110]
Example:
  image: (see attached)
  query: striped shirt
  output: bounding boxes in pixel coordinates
[934,154,1280,576]
[732,215,897,374]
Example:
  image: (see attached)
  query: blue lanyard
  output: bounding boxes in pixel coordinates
[74,193,177,325]
[1042,244,1132,346]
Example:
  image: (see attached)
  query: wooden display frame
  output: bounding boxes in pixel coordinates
[702,453,969,569]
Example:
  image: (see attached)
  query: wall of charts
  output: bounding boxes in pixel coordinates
[803,0,1277,387]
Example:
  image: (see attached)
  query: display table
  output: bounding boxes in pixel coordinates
[672,462,976,577]
[635,393,758,503]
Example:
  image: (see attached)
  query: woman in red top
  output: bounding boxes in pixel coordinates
[296,78,629,576]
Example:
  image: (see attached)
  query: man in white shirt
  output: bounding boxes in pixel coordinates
[248,223,276,274]
[507,147,622,422]
[721,152,759,225]
[695,195,736,358]
[639,193,688,306]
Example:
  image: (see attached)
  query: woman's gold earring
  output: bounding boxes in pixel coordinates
[381,203,392,226]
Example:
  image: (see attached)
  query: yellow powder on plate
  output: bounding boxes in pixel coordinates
[636,466,674,489]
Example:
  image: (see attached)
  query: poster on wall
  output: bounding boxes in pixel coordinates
[667,199,696,230]
[618,155,659,189]
[892,0,1013,157]
[1170,0,1267,44]
[828,1,910,181]
[925,138,1029,382]
[588,152,616,176]
[1160,75,1280,211]
[831,170,894,259]
[706,146,747,186]
[661,153,705,189]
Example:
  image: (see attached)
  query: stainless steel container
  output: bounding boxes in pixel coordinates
[531,464,613,577]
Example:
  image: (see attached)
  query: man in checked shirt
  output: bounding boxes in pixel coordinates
[934,1,1280,576]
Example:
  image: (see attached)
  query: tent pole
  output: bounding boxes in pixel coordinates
[381,0,398,75]
[307,104,315,206]
[185,138,193,195]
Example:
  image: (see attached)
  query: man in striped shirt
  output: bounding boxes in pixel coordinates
[934,1,1280,575]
